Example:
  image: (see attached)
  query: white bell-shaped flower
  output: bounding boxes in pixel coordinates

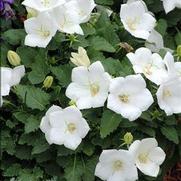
[145,30,164,53]
[161,0,181,14]
[66,61,111,109]
[50,0,95,35]
[129,138,166,177]
[40,105,90,150]
[120,1,156,39]
[127,47,168,85]
[1,65,25,106]
[22,0,65,12]
[95,149,138,181]
[24,12,57,48]
[156,52,181,115]
[107,74,154,121]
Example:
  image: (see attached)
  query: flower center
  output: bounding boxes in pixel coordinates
[163,89,172,98]
[113,160,123,171]
[119,94,129,103]
[37,25,50,38]
[138,153,149,163]
[90,83,99,97]
[41,0,50,7]
[67,123,76,133]
[143,64,153,75]
[126,17,140,31]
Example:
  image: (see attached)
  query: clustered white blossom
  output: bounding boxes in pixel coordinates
[1,1,180,181]
[95,138,166,180]
[0,66,25,106]
[22,0,96,48]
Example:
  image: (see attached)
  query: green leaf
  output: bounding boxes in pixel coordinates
[51,64,72,87]
[101,58,122,76]
[89,36,116,53]
[17,47,39,67]
[28,53,50,84]
[15,85,50,110]
[3,164,21,177]
[175,32,181,45]
[155,19,167,36]
[100,110,122,138]
[82,156,99,181]
[161,126,179,144]
[95,0,113,5]
[64,158,84,181]
[25,116,40,134]
[32,137,49,155]
[2,29,25,45]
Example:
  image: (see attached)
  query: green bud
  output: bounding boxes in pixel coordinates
[69,100,77,107]
[123,132,133,145]
[43,76,53,89]
[177,45,181,57]
[7,50,21,66]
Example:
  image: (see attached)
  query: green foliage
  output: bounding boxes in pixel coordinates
[1,1,181,181]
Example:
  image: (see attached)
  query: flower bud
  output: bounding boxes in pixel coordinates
[70,47,90,67]
[123,132,133,145]
[68,100,77,107]
[43,76,53,89]
[177,45,181,57]
[7,50,21,66]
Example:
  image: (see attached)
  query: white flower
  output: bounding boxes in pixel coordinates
[0,65,25,106]
[161,0,181,14]
[120,1,156,39]
[51,0,95,35]
[50,4,84,35]
[24,12,57,48]
[22,0,65,12]
[127,47,168,85]
[175,62,181,78]
[95,149,138,181]
[129,138,166,177]
[163,52,181,79]
[107,74,153,121]
[70,47,90,67]
[66,61,111,109]
[40,105,90,150]
[145,30,164,53]
[156,78,181,115]
[156,52,181,115]
[65,0,96,24]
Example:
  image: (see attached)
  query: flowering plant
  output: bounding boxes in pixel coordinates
[1,0,181,181]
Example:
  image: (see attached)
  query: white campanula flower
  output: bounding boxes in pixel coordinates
[127,47,168,85]
[24,12,57,48]
[161,0,181,14]
[175,62,181,78]
[51,0,96,35]
[40,105,90,150]
[120,1,156,39]
[107,74,153,121]
[50,4,84,35]
[156,52,181,115]
[22,0,66,12]
[129,138,166,177]
[70,47,90,67]
[65,0,96,24]
[156,78,181,115]
[95,149,138,181]
[1,65,25,106]
[66,61,111,109]
[145,30,164,53]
